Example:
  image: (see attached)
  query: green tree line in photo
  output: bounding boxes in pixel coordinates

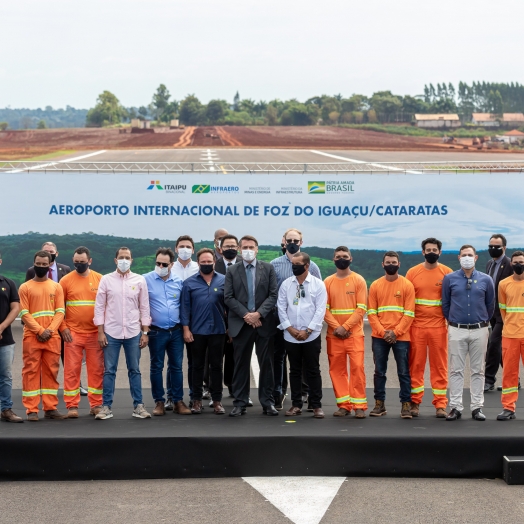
[0,232,498,289]
[2,81,524,130]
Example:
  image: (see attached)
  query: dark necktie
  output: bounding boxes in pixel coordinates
[48,267,53,280]
[246,264,255,311]
[489,261,496,279]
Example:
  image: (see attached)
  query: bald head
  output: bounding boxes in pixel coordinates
[214,228,228,241]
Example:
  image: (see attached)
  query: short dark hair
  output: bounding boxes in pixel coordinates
[293,252,310,265]
[196,248,215,262]
[74,246,91,258]
[334,246,350,255]
[383,251,399,262]
[34,250,52,263]
[511,250,524,260]
[156,247,175,263]
[115,247,132,258]
[421,237,442,251]
[459,244,476,255]
[175,235,194,248]
[220,234,239,246]
[239,235,258,247]
[490,234,507,247]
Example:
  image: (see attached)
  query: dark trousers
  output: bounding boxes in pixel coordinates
[223,338,234,387]
[189,334,225,401]
[372,337,411,403]
[485,315,503,386]
[285,336,322,409]
[232,324,275,408]
[274,329,307,397]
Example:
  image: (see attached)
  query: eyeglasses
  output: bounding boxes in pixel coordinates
[296,284,305,299]
[466,278,472,290]
[286,239,300,245]
[156,261,170,268]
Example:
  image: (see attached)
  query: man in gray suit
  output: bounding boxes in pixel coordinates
[224,235,278,417]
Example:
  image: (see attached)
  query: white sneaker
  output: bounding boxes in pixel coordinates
[133,404,151,419]
[95,406,113,420]
[208,399,214,408]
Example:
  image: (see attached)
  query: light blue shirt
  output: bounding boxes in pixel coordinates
[270,254,321,289]
[143,270,183,329]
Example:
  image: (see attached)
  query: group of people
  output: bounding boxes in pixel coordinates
[0,230,521,424]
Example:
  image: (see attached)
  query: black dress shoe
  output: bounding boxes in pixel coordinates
[229,406,246,417]
[274,394,284,411]
[446,408,462,421]
[484,382,495,392]
[472,408,486,421]
[497,409,516,421]
[263,405,279,416]
[247,398,253,407]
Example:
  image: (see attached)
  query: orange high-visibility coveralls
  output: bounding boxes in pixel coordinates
[19,279,65,414]
[324,272,368,411]
[498,276,524,412]
[406,263,453,409]
[60,270,104,409]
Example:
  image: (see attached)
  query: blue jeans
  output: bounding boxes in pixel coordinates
[0,344,15,411]
[371,337,411,403]
[148,327,184,403]
[103,334,142,408]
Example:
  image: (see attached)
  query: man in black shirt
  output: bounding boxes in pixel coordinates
[0,250,23,422]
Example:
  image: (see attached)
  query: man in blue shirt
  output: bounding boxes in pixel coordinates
[442,244,495,421]
[181,248,227,415]
[144,248,188,416]
[270,228,322,410]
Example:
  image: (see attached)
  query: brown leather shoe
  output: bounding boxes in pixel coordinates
[333,407,351,417]
[313,408,325,419]
[44,409,67,420]
[153,401,166,416]
[401,402,412,419]
[191,400,203,414]
[174,400,191,415]
[67,407,79,418]
[27,412,39,421]
[89,406,102,416]
[436,407,448,418]
[354,409,366,419]
[369,400,387,417]
[213,401,225,415]
[410,402,420,417]
[285,406,302,416]
[1,409,23,423]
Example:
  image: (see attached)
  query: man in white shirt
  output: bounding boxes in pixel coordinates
[277,252,327,418]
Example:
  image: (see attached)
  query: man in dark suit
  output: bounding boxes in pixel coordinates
[485,234,514,391]
[224,235,278,416]
[214,234,242,396]
[25,242,71,283]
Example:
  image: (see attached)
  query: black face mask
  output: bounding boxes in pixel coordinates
[384,264,399,275]
[74,262,89,274]
[34,265,49,278]
[292,264,306,276]
[49,253,56,262]
[334,259,351,270]
[222,248,238,261]
[200,264,214,275]
[488,246,504,259]
[424,253,440,264]
[281,244,286,255]
[513,263,524,275]
[286,242,300,255]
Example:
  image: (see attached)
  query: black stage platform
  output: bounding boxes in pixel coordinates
[1,388,523,481]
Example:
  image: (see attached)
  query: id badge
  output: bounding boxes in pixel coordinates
[293,297,299,306]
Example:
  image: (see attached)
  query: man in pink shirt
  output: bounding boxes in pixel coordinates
[93,247,152,420]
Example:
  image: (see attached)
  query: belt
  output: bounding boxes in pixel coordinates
[449,321,489,330]
[150,324,180,332]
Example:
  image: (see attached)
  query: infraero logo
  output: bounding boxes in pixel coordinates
[192,184,211,194]
[147,180,164,190]
[308,181,325,194]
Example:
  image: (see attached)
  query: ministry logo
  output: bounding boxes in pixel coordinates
[308,181,325,194]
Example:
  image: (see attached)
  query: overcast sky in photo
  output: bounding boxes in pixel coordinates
[1,0,522,109]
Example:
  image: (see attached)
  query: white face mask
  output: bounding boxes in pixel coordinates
[117,259,131,272]
[242,249,256,262]
[155,265,169,277]
[460,255,475,270]
[177,247,193,261]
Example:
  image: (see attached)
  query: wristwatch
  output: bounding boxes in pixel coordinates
[305,328,312,335]
[142,331,149,336]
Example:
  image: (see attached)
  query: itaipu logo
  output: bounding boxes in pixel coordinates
[147,180,164,190]
[192,184,239,194]
[308,180,355,194]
